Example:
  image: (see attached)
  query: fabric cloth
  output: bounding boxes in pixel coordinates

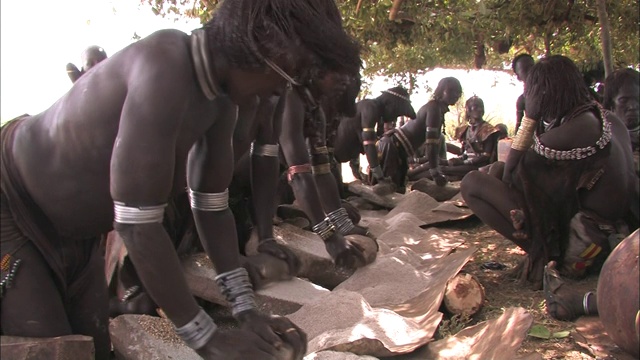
[561,211,629,278]
[375,133,409,189]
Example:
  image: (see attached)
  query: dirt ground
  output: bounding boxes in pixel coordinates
[437,217,602,360]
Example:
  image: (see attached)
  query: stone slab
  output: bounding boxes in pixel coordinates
[384,191,473,227]
[1,335,94,360]
[348,182,405,209]
[182,253,331,315]
[424,307,533,360]
[410,179,460,202]
[245,223,355,289]
[383,307,533,360]
[289,290,433,357]
[110,315,200,360]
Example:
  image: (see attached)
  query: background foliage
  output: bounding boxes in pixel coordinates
[142,0,639,86]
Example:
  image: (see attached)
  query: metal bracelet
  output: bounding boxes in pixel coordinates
[114,202,166,224]
[174,308,217,350]
[583,291,594,315]
[327,207,355,235]
[312,217,336,241]
[362,128,375,133]
[214,267,257,317]
[251,142,280,157]
[189,188,229,211]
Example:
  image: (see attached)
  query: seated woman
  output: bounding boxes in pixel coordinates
[440,96,500,181]
[603,68,639,175]
[460,55,638,289]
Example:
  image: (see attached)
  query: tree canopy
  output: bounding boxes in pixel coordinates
[142,0,639,81]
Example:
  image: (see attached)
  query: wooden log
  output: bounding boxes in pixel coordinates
[443,273,485,317]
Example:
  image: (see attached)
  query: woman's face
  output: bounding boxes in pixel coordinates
[442,85,462,106]
[466,100,485,124]
[613,82,639,130]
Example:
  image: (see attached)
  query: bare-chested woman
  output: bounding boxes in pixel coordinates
[0,1,361,358]
[460,55,638,289]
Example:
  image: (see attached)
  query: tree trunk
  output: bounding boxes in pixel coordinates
[389,0,404,21]
[596,0,614,78]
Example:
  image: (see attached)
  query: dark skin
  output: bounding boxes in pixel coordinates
[7,29,306,359]
[333,91,416,183]
[441,98,499,179]
[66,46,108,83]
[611,81,639,150]
[460,91,635,287]
[402,83,461,186]
[279,84,366,268]
[229,72,367,271]
[513,56,534,133]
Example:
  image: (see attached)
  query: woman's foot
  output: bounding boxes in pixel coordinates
[543,261,584,321]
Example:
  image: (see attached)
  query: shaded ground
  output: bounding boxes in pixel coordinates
[437,217,601,360]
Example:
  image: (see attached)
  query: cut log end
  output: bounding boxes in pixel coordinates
[443,273,485,317]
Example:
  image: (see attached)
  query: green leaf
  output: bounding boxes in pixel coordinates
[551,330,571,339]
[528,324,551,339]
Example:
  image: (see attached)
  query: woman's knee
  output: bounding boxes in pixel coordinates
[460,170,484,198]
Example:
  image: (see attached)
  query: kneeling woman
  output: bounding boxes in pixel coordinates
[460,55,638,289]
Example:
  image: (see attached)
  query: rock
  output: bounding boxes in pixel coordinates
[377,221,465,261]
[278,204,310,221]
[256,278,330,316]
[288,290,430,357]
[345,196,380,211]
[596,229,639,358]
[181,252,331,315]
[334,254,432,307]
[284,217,312,230]
[246,223,353,289]
[358,216,390,239]
[410,179,460,202]
[423,307,533,360]
[348,182,405,209]
[443,273,485,317]
[1,335,94,360]
[385,191,473,226]
[345,234,378,265]
[305,350,379,359]
[110,315,199,360]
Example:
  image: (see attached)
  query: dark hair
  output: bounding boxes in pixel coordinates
[603,68,640,110]
[204,0,361,77]
[465,95,484,110]
[524,55,592,121]
[433,77,462,101]
[511,53,534,71]
[464,95,484,121]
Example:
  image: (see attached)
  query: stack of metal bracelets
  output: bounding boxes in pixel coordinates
[174,308,217,350]
[327,207,355,235]
[312,217,336,241]
[215,267,257,317]
[511,116,536,151]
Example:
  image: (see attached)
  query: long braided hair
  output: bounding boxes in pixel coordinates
[204,0,361,78]
[524,55,592,124]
